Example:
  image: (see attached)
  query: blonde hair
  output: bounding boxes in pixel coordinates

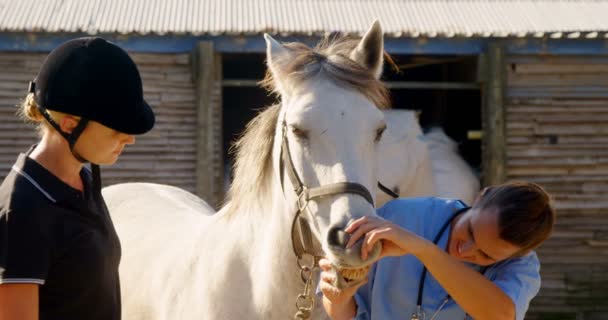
[18,93,74,136]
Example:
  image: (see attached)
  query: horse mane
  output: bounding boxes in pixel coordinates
[224,104,280,216]
[225,34,391,217]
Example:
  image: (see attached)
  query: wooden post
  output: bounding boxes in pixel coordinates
[481,43,506,186]
[193,41,223,207]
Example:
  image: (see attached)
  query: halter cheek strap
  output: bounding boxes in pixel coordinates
[378,181,399,199]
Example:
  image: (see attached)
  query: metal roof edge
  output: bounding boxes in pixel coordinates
[1,32,607,55]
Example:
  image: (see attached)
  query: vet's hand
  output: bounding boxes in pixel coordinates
[318,259,367,306]
[345,216,428,260]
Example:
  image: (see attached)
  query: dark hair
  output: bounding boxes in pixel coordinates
[472,181,556,256]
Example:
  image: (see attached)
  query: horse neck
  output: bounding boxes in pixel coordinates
[257,179,309,310]
[400,138,436,197]
[220,170,307,317]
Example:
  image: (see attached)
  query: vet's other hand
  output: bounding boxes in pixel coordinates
[318,258,367,306]
[345,216,427,260]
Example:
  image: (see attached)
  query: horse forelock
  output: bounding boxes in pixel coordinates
[224,104,281,217]
[261,35,391,109]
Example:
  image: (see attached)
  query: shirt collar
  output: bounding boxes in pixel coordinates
[12,146,93,204]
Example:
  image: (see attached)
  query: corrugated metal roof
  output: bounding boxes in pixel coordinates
[1,0,608,38]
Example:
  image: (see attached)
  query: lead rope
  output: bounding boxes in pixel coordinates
[294,254,320,319]
[292,193,320,319]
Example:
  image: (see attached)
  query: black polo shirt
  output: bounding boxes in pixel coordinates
[0,148,121,320]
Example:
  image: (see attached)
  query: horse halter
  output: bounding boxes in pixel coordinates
[279,120,375,258]
[279,120,375,319]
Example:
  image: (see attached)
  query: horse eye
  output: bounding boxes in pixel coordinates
[375,126,386,142]
[291,126,309,139]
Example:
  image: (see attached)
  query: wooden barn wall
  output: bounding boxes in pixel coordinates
[506,55,608,319]
[0,52,199,194]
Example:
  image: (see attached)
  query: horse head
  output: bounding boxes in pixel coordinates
[264,21,388,289]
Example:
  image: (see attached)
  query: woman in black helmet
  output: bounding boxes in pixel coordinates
[0,37,155,320]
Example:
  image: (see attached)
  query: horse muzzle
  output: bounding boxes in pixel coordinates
[326,226,382,289]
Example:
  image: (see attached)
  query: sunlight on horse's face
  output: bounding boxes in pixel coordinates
[266,21,386,288]
[281,78,385,283]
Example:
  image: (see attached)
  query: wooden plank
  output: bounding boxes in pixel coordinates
[507,135,608,145]
[160,93,196,103]
[506,113,608,123]
[102,172,198,179]
[509,98,608,107]
[506,122,534,130]
[508,144,608,151]
[539,246,608,256]
[533,124,608,135]
[131,53,190,65]
[517,176,608,183]
[507,86,608,98]
[505,128,534,137]
[508,73,608,87]
[508,148,608,157]
[507,55,608,65]
[112,154,196,161]
[550,200,608,210]
[507,106,608,114]
[109,162,195,170]
[540,183,608,193]
[193,41,224,207]
[556,216,608,226]
[508,157,608,166]
[513,63,608,74]
[550,230,595,239]
[508,166,608,176]
[539,255,608,264]
[481,43,506,186]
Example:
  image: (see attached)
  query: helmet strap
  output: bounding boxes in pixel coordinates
[29,81,103,194]
[37,106,90,163]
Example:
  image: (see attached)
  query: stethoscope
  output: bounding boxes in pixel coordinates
[410,204,488,320]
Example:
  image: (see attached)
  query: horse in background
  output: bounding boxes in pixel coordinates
[103,22,389,320]
[421,126,480,205]
[376,109,436,206]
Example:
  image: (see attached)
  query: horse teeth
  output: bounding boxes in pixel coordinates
[338,265,370,281]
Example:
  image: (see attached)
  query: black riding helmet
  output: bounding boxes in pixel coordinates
[28,37,155,192]
[29,37,155,157]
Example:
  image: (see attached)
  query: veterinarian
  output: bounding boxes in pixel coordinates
[320,181,555,320]
[0,37,155,320]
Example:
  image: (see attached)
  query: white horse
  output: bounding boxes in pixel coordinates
[103,22,390,320]
[376,109,436,206]
[421,126,480,205]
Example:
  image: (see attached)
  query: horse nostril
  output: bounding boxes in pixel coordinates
[327,226,350,248]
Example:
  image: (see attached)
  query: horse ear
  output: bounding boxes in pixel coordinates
[350,20,384,79]
[264,34,293,96]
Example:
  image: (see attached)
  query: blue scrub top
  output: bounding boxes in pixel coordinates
[353,197,541,320]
